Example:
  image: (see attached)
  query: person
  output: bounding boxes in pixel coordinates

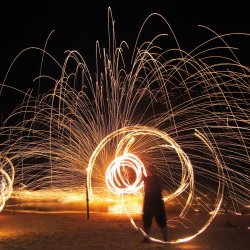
[141,166,167,243]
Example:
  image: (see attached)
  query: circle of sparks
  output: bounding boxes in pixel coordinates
[87,125,223,243]
[0,156,15,212]
[105,153,146,195]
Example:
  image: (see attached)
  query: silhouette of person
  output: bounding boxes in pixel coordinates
[141,166,167,242]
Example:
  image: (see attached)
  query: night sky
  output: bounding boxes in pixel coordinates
[1,0,249,119]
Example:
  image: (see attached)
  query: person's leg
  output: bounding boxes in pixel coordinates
[142,206,153,242]
[155,202,167,241]
[141,226,151,243]
[160,226,167,241]
[144,227,150,236]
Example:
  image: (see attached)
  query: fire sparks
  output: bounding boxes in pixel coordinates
[0,8,250,244]
[0,156,14,212]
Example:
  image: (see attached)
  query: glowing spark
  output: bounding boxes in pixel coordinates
[105,153,146,195]
[0,156,15,212]
[87,125,226,243]
[0,7,250,244]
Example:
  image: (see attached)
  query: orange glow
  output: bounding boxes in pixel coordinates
[0,7,250,245]
[106,153,146,195]
[0,156,14,212]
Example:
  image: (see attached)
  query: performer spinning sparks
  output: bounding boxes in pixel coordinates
[142,166,167,243]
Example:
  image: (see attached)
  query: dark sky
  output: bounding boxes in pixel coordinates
[1,0,249,119]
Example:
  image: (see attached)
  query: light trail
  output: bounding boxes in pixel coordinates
[87,126,224,243]
[0,7,250,243]
[105,153,146,195]
[0,156,15,212]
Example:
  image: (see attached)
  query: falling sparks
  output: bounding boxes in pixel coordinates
[0,8,250,244]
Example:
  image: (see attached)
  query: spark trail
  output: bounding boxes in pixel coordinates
[0,8,250,243]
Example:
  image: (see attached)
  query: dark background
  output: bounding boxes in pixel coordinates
[1,0,249,120]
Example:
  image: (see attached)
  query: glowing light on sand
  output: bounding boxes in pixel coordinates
[0,7,249,244]
[108,202,142,214]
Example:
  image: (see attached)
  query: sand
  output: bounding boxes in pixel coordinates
[0,210,249,250]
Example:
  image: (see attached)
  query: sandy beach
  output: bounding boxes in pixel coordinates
[0,209,249,250]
